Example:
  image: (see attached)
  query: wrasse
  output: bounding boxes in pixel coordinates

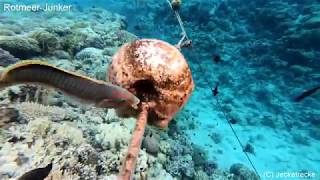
[0,60,140,109]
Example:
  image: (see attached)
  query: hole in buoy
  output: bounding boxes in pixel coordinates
[131,79,158,102]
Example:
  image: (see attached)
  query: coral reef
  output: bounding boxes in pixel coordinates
[28,30,61,54]
[0,105,22,128]
[142,133,159,156]
[74,47,110,79]
[0,36,41,59]
[15,102,71,122]
[62,28,104,55]
[0,7,186,180]
[1,0,318,179]
[230,163,259,180]
[0,48,19,67]
[0,29,16,36]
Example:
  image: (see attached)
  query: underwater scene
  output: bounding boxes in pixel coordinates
[0,0,319,179]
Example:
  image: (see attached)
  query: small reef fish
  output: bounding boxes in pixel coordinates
[0,60,140,109]
[134,25,143,31]
[229,118,238,124]
[294,86,320,102]
[212,82,219,96]
[18,162,52,180]
[212,54,222,63]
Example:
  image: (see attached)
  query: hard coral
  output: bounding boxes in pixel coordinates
[0,29,16,36]
[15,102,68,122]
[28,30,60,54]
[0,36,41,59]
[94,122,132,151]
[106,30,138,47]
[0,48,19,67]
[62,29,104,55]
[166,155,195,178]
[230,163,259,180]
[7,85,52,104]
[75,47,105,64]
[142,134,159,156]
[0,105,21,128]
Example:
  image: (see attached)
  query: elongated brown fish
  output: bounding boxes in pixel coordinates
[0,60,140,109]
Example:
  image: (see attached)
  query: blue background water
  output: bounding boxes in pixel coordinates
[100,0,320,175]
[2,0,320,179]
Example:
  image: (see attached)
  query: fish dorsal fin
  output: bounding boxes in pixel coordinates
[1,60,109,86]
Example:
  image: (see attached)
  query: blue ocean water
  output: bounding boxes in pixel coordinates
[0,0,319,179]
[97,0,320,177]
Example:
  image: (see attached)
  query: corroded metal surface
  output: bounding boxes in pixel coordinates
[108,39,194,128]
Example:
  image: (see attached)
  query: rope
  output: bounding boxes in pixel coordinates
[195,52,261,179]
[165,1,261,178]
[166,0,190,48]
[174,10,189,40]
[215,94,261,178]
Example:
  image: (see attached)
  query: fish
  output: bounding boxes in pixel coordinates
[0,60,140,109]
[18,162,52,180]
[211,82,219,96]
[229,118,238,124]
[294,86,320,102]
[212,54,222,63]
[134,25,143,31]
